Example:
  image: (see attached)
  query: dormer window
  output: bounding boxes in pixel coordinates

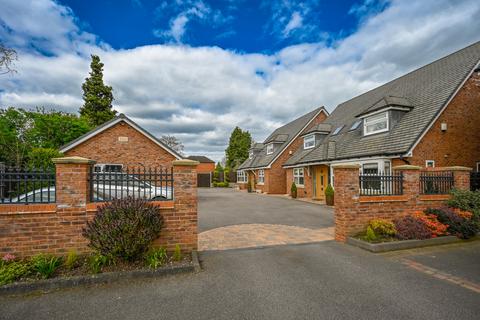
[266,143,274,155]
[303,134,315,149]
[364,112,389,136]
[249,151,253,159]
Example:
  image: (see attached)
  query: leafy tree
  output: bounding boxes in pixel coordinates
[0,108,32,166]
[213,162,224,183]
[225,127,252,169]
[0,43,17,75]
[80,55,116,126]
[160,135,184,155]
[26,148,63,170]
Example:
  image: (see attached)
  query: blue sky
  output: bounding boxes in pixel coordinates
[0,0,479,161]
[60,0,366,53]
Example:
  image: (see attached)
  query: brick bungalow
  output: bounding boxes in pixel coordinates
[284,41,480,201]
[59,113,183,170]
[237,107,329,194]
[187,155,215,187]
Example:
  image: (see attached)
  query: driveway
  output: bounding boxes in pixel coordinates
[2,241,479,320]
[198,188,334,251]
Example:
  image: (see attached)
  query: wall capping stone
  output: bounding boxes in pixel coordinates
[441,166,473,171]
[173,159,199,166]
[52,156,96,164]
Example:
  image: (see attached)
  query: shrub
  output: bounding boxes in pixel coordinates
[425,207,479,239]
[291,182,297,198]
[0,261,31,285]
[83,197,164,261]
[64,250,78,270]
[88,253,109,274]
[394,216,432,240]
[31,254,62,279]
[145,247,168,269]
[447,189,480,219]
[214,182,229,188]
[412,211,448,238]
[365,226,377,242]
[1,253,16,265]
[369,219,396,238]
[173,244,182,262]
[325,184,334,197]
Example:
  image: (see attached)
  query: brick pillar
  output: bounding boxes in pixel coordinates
[443,166,472,191]
[332,164,360,242]
[52,156,96,208]
[172,159,199,252]
[393,165,421,214]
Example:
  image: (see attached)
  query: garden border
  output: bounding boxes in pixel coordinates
[0,251,200,296]
[347,236,461,253]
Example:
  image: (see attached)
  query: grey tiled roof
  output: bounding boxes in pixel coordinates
[285,41,480,166]
[187,156,214,163]
[238,107,325,169]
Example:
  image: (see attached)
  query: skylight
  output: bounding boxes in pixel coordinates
[350,120,362,131]
[332,126,344,135]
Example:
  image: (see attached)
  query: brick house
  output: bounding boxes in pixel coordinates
[284,41,480,201]
[60,113,183,171]
[237,107,329,194]
[187,155,215,187]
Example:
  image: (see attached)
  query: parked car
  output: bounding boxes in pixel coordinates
[4,187,104,203]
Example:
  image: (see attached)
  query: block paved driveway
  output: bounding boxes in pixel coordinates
[198,188,334,251]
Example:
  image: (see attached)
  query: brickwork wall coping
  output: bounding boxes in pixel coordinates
[173,159,200,166]
[392,165,422,170]
[52,156,96,164]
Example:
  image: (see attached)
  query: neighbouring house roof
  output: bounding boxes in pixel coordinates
[59,114,183,159]
[284,41,480,167]
[187,155,215,163]
[238,106,328,170]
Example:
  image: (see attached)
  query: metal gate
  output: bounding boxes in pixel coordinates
[197,173,211,187]
[471,172,480,191]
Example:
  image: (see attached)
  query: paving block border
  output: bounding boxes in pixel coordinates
[0,252,200,296]
[347,236,461,253]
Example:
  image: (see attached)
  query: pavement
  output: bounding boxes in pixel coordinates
[198,188,334,251]
[1,188,479,319]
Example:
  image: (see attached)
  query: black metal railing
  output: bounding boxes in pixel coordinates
[90,167,174,202]
[420,171,454,194]
[0,167,56,204]
[471,172,480,191]
[359,172,403,196]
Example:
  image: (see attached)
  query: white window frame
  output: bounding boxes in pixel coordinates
[303,134,315,149]
[363,112,389,136]
[237,171,247,183]
[258,169,265,184]
[293,168,304,187]
[249,151,253,159]
[266,143,274,155]
[425,160,435,168]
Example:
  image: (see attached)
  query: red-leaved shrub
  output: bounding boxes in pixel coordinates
[411,211,448,238]
[393,215,431,240]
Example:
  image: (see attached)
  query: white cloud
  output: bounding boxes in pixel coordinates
[0,0,479,161]
[283,12,303,37]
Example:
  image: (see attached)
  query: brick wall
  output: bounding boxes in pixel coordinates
[65,121,178,169]
[196,162,215,173]
[401,71,480,168]
[285,167,313,198]
[333,164,471,242]
[0,157,198,258]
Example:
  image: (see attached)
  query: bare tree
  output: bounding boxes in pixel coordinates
[0,43,18,75]
[160,135,184,155]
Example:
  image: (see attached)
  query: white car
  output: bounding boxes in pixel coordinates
[6,187,103,203]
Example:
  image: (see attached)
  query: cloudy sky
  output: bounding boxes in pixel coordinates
[0,0,479,161]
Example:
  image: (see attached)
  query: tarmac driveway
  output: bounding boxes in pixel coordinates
[198,188,334,251]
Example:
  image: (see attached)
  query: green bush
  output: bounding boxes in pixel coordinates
[145,247,168,269]
[447,189,480,219]
[325,184,334,197]
[369,219,396,237]
[88,253,109,274]
[83,197,164,261]
[291,182,297,198]
[31,254,62,279]
[365,226,377,242]
[173,244,182,262]
[64,250,78,270]
[213,182,229,188]
[0,261,32,285]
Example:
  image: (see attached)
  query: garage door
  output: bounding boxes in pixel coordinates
[197,173,211,187]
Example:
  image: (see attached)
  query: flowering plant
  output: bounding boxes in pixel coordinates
[2,253,16,263]
[452,208,473,220]
[412,211,448,237]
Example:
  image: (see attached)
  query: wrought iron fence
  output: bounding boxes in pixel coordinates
[90,167,174,202]
[0,167,56,204]
[471,172,480,191]
[420,171,454,194]
[359,172,403,196]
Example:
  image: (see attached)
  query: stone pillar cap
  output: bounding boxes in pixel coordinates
[173,159,200,166]
[331,164,361,169]
[52,156,96,164]
[392,165,422,170]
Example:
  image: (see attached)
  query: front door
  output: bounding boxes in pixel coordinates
[313,166,328,200]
